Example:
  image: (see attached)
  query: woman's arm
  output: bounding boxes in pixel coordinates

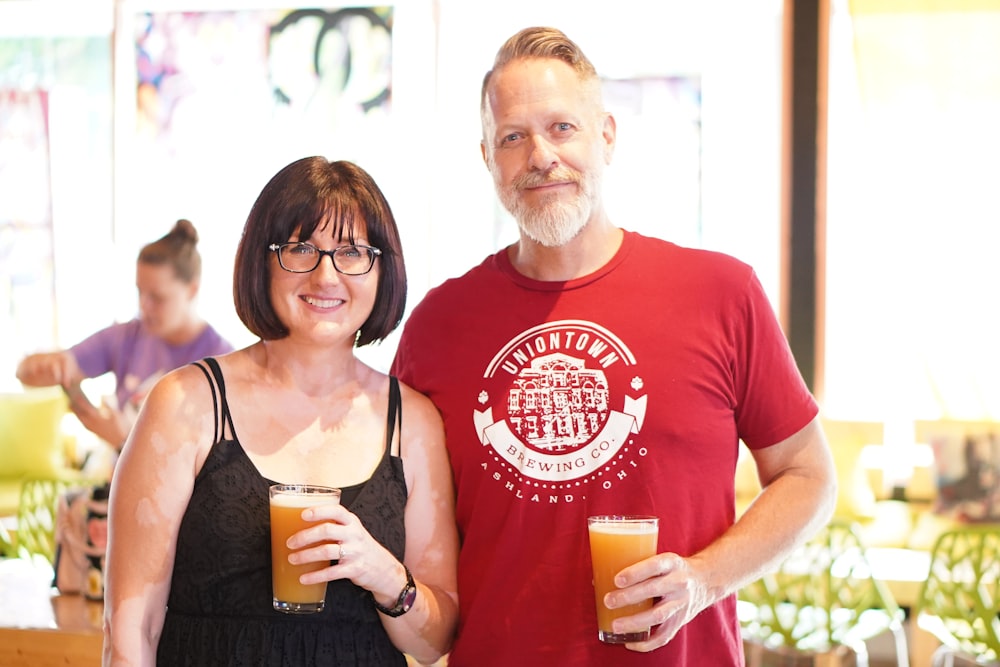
[102,365,215,667]
[379,383,460,663]
[289,382,459,664]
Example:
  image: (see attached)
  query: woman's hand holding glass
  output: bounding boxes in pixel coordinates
[286,501,408,608]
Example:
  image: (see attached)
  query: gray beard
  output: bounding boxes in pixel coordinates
[516,197,590,247]
[496,177,593,248]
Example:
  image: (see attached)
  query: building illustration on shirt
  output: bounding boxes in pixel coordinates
[473,320,647,491]
[505,353,610,451]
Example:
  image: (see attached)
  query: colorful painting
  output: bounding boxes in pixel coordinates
[114,6,394,347]
[133,7,391,148]
[120,6,393,249]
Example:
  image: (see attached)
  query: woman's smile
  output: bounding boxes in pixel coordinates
[302,295,345,309]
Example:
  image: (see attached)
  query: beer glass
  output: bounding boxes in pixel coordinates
[269,484,342,613]
[587,515,659,643]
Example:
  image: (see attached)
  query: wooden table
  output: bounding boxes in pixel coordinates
[0,558,103,666]
[0,549,942,667]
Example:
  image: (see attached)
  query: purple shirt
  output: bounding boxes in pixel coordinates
[70,319,234,413]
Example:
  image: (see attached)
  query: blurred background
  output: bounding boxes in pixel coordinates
[2,0,998,430]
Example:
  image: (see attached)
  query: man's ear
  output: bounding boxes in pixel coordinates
[602,112,617,165]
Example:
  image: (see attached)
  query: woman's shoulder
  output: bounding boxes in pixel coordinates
[396,377,442,418]
[394,377,446,447]
[143,359,218,415]
[123,359,222,466]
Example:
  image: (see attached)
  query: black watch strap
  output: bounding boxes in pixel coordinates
[374,566,417,617]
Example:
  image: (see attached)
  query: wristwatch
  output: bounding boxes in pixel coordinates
[374,566,417,617]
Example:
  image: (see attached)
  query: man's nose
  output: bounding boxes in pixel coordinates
[528,135,559,171]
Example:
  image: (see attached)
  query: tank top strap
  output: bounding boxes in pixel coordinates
[194,357,237,444]
[191,360,221,445]
[386,376,402,457]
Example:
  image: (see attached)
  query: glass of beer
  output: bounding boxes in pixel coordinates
[587,515,659,643]
[269,484,342,613]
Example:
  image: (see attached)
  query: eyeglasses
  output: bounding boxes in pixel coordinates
[268,242,382,275]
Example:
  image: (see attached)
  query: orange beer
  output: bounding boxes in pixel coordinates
[587,515,659,643]
[269,484,342,613]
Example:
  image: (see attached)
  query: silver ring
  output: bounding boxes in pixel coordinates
[338,544,347,560]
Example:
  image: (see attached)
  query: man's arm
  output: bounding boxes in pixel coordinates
[603,415,837,651]
[700,415,837,592]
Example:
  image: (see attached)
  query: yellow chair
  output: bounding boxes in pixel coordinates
[738,519,909,667]
[914,524,1000,665]
[0,387,91,559]
[0,387,70,509]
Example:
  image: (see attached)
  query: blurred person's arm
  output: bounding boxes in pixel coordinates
[19,349,131,449]
[69,397,130,451]
[16,350,84,389]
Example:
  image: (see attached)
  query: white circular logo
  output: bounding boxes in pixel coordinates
[473,320,647,484]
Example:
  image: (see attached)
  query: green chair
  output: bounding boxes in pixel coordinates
[0,520,14,558]
[914,524,1000,666]
[738,518,908,667]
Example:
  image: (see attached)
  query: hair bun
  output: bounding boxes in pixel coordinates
[171,218,199,244]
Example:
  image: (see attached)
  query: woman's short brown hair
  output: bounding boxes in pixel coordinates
[233,157,406,346]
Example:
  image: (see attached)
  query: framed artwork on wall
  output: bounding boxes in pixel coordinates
[112,3,394,346]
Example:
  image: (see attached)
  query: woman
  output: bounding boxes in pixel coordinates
[103,157,459,666]
[16,219,233,450]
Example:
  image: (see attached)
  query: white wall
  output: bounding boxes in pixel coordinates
[421,0,784,288]
[374,0,785,371]
[1,0,784,380]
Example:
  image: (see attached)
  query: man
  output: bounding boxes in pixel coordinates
[391,26,836,666]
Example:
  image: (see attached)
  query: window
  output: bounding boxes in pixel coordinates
[824,0,1000,421]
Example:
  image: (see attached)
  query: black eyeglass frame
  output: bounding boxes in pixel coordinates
[268,242,382,275]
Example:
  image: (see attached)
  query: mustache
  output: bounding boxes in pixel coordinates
[512,167,582,190]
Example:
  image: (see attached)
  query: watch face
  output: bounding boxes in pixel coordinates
[401,584,417,611]
[376,568,417,617]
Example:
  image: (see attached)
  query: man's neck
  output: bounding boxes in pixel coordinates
[508,221,623,282]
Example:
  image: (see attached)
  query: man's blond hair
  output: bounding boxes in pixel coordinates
[480,27,602,131]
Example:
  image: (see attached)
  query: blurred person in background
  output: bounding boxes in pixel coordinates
[16,218,233,452]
